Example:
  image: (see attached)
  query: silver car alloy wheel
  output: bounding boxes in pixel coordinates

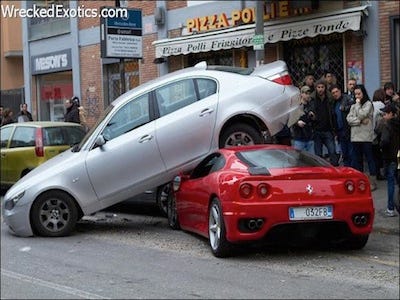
[209,203,222,250]
[39,198,71,233]
[224,131,256,147]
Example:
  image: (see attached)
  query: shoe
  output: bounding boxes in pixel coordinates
[385,209,396,217]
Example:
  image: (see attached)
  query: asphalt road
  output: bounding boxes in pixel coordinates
[1,199,399,299]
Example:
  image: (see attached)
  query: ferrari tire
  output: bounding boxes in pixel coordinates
[341,235,369,250]
[167,188,180,230]
[156,183,170,217]
[30,191,78,237]
[219,123,263,148]
[209,198,231,258]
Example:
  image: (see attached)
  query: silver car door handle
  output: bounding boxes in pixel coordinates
[199,108,214,117]
[138,135,153,143]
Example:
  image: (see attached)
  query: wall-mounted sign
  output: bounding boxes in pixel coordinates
[31,49,72,75]
[100,7,143,59]
[253,34,264,50]
[186,0,313,34]
[154,10,362,58]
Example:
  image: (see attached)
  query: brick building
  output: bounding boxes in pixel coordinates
[13,0,399,124]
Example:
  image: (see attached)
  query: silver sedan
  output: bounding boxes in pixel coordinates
[2,60,299,237]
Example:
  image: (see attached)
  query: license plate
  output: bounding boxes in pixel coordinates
[289,206,333,221]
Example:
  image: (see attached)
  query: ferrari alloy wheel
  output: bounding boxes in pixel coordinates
[208,198,231,257]
[30,191,78,237]
[220,123,263,148]
[167,189,180,230]
[156,183,170,217]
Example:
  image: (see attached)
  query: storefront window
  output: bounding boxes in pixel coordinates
[283,33,344,89]
[37,71,72,121]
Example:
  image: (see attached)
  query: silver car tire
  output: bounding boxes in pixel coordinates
[220,123,263,148]
[167,189,180,230]
[156,183,170,217]
[209,198,231,258]
[30,191,78,237]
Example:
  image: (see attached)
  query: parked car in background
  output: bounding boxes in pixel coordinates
[2,60,299,237]
[168,145,375,257]
[1,122,86,189]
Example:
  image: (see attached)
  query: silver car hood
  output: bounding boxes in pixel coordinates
[6,149,79,196]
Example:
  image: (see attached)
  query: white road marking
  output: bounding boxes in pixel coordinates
[1,269,109,299]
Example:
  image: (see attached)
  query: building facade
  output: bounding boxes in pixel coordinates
[0,0,24,115]
[16,0,399,125]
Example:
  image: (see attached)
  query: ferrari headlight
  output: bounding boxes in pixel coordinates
[4,191,25,210]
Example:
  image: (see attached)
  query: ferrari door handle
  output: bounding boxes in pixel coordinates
[138,134,153,143]
[199,108,214,117]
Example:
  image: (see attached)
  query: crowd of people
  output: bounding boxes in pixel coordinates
[287,74,399,217]
[0,96,87,131]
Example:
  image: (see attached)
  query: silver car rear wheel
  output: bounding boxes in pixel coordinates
[220,123,263,148]
[31,191,78,237]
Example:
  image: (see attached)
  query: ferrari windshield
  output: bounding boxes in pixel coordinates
[237,149,331,169]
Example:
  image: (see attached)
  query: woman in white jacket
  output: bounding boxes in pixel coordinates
[346,84,377,190]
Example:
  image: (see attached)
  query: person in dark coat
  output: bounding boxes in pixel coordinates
[376,103,400,217]
[64,97,80,124]
[1,108,15,126]
[330,84,354,167]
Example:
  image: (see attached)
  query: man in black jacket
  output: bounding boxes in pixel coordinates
[310,79,339,166]
[64,97,80,124]
[377,103,400,216]
[330,84,354,167]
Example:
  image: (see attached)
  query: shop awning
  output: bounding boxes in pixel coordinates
[153,5,368,58]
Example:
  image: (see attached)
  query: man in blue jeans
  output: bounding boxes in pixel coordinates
[309,79,339,166]
[377,103,399,217]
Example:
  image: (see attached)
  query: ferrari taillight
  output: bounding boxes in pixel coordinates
[240,183,269,199]
[239,183,253,199]
[358,180,367,192]
[35,128,44,157]
[257,183,269,198]
[344,180,355,194]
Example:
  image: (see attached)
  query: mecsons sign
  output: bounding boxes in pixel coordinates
[154,11,362,58]
[31,49,72,75]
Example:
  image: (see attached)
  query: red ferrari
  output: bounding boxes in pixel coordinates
[167,145,375,257]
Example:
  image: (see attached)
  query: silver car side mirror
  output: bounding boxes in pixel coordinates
[95,135,106,147]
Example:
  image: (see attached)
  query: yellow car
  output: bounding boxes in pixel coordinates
[1,122,86,188]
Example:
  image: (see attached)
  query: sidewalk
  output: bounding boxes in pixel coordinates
[371,179,399,235]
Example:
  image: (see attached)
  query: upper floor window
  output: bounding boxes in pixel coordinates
[28,0,70,40]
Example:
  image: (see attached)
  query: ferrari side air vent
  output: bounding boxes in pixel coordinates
[248,167,271,176]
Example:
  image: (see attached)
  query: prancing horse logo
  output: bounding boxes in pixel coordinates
[306,184,313,195]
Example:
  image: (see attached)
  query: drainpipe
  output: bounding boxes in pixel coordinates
[255,0,264,66]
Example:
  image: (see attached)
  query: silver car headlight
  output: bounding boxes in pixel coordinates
[4,191,25,210]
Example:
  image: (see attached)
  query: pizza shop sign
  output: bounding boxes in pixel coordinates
[186,1,311,34]
[156,17,355,58]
